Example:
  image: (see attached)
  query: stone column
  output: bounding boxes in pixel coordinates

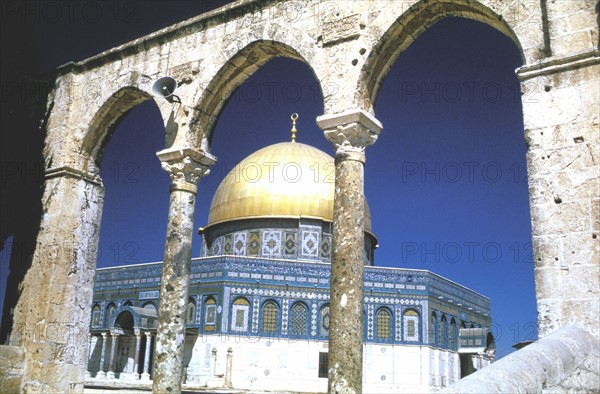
[225,347,233,388]
[152,148,216,393]
[107,333,118,379]
[9,167,104,392]
[141,332,152,381]
[317,109,382,394]
[85,334,93,378]
[132,333,141,379]
[212,347,218,376]
[99,332,108,378]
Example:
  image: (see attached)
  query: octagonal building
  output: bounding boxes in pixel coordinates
[87,127,495,393]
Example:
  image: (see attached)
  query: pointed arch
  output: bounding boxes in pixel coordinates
[319,303,331,338]
[91,304,101,328]
[190,40,323,148]
[289,301,309,337]
[187,297,196,324]
[260,300,279,335]
[441,314,448,348]
[430,311,438,345]
[403,308,420,342]
[105,302,117,328]
[375,307,393,340]
[203,296,218,332]
[357,0,524,112]
[81,87,156,168]
[231,297,250,333]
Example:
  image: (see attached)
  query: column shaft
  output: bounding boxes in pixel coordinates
[99,333,108,376]
[141,332,152,379]
[153,188,195,391]
[317,109,382,394]
[328,158,365,394]
[153,149,215,393]
[107,334,118,378]
[133,334,141,377]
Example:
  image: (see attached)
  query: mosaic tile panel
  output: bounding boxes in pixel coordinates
[311,303,318,336]
[281,299,289,335]
[301,231,319,257]
[395,308,402,341]
[223,234,233,255]
[283,231,297,256]
[367,304,374,340]
[211,238,222,256]
[320,233,331,259]
[247,231,261,256]
[252,298,260,333]
[262,231,282,257]
[233,232,247,256]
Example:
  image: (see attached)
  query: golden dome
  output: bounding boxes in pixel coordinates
[207,141,372,232]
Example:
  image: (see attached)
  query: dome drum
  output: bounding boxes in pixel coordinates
[200,217,377,265]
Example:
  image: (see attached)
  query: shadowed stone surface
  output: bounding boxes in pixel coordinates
[440,325,599,393]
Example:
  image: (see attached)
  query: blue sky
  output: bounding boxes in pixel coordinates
[2,1,537,359]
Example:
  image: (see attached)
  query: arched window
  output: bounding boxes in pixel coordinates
[449,318,457,350]
[261,301,278,334]
[441,315,448,348]
[403,309,420,342]
[290,302,308,336]
[91,304,101,328]
[376,308,392,340]
[123,300,133,307]
[203,296,217,332]
[319,304,330,337]
[231,297,250,332]
[105,303,117,328]
[429,312,437,345]
[187,298,196,323]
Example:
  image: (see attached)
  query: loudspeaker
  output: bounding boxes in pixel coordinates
[151,76,179,102]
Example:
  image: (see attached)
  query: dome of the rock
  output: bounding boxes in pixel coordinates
[206,141,372,233]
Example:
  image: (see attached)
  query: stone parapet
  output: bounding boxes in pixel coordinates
[440,325,599,393]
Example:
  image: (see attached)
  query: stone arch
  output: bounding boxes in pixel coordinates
[358,0,525,112]
[114,310,135,335]
[190,40,322,148]
[80,86,155,169]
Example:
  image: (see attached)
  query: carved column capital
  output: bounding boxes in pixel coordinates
[317,108,382,163]
[157,148,217,194]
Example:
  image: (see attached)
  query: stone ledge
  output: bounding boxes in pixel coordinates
[440,325,599,393]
